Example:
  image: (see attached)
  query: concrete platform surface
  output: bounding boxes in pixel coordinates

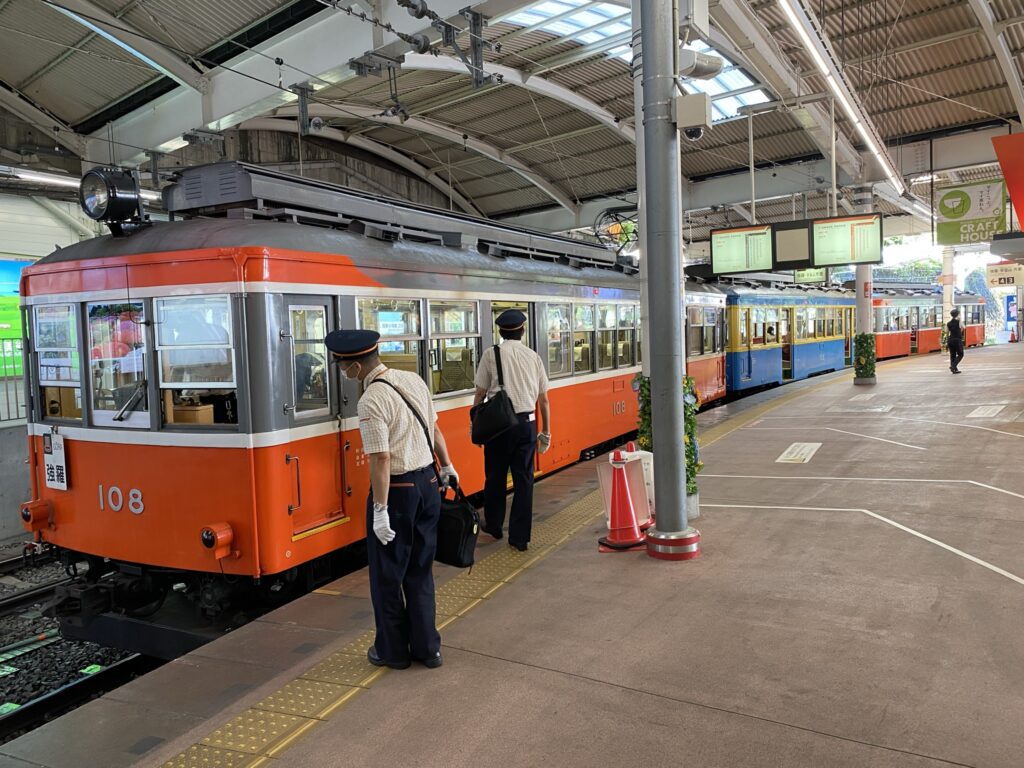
[3,344,1022,768]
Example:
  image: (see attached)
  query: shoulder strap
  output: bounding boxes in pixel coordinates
[493,344,505,389]
[369,377,434,455]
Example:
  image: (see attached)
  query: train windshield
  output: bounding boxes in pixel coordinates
[87,302,149,428]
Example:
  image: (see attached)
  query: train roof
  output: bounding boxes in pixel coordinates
[717,282,855,302]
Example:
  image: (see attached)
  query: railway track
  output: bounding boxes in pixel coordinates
[0,580,66,618]
[0,654,163,742]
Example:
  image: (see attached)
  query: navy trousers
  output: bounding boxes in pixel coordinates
[366,465,441,665]
[483,414,538,546]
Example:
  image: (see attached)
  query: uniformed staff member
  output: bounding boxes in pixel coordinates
[947,308,964,374]
[473,309,550,551]
[326,329,458,670]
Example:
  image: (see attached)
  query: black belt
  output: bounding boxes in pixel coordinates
[515,412,536,422]
[390,465,434,480]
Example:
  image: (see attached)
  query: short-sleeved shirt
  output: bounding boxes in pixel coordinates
[474,340,548,414]
[947,319,963,341]
[357,365,436,474]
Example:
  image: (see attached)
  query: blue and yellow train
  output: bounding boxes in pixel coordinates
[718,284,856,393]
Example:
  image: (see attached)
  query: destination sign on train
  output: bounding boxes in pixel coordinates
[710,225,773,274]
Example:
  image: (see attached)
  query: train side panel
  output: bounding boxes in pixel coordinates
[726,347,783,391]
[791,339,845,379]
[965,324,985,347]
[688,353,726,404]
[875,331,912,360]
[915,328,942,354]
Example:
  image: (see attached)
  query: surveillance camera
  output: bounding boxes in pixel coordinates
[683,126,704,142]
[309,116,325,132]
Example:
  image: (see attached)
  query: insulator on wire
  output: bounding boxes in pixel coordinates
[405,0,429,19]
[408,33,431,54]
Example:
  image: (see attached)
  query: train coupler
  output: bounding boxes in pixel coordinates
[47,582,112,628]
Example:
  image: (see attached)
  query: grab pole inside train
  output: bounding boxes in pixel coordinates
[640,0,701,560]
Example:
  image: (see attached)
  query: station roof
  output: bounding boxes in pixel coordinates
[0,0,1020,235]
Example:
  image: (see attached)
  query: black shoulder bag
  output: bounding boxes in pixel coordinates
[369,378,479,569]
[470,345,518,445]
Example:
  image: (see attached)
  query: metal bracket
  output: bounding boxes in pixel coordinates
[348,51,405,78]
[291,83,314,136]
[435,8,496,88]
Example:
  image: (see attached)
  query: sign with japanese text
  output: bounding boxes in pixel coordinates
[986,262,1024,287]
[43,433,68,491]
[936,181,1006,245]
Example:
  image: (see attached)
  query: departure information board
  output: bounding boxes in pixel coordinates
[710,225,773,274]
[811,214,883,266]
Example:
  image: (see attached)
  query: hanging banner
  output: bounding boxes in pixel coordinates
[935,181,1007,245]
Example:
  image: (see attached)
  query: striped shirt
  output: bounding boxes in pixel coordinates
[474,340,548,414]
[357,365,436,474]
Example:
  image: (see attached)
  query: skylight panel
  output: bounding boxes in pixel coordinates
[547,20,583,34]
[577,31,603,43]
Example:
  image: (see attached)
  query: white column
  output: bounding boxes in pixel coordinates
[941,246,956,320]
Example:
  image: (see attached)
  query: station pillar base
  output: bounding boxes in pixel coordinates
[853,376,877,386]
[646,526,701,561]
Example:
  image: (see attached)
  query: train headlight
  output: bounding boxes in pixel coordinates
[79,168,141,222]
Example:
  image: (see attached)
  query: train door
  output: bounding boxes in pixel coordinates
[781,307,794,379]
[843,307,853,365]
[738,307,752,381]
[282,297,344,535]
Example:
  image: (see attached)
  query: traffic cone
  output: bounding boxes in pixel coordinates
[1011,328,1018,343]
[599,450,647,552]
[622,441,654,530]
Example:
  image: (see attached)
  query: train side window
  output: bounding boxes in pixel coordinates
[617,304,635,368]
[795,309,808,340]
[34,304,82,421]
[428,300,480,395]
[87,302,149,428]
[763,308,778,344]
[492,301,532,349]
[156,296,237,426]
[359,298,423,377]
[573,304,596,374]
[825,308,835,337]
[703,308,717,352]
[738,308,750,347]
[636,310,643,365]
[687,306,703,356]
[546,304,571,377]
[752,308,765,345]
[810,307,823,337]
[779,309,791,344]
[597,305,616,371]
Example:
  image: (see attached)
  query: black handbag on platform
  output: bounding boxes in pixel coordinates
[470,345,518,445]
[369,378,479,568]
[436,485,479,569]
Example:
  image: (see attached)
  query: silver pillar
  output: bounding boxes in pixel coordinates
[941,246,956,320]
[632,4,651,376]
[640,0,696,556]
[854,186,874,337]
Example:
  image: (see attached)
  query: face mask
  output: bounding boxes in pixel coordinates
[342,362,360,381]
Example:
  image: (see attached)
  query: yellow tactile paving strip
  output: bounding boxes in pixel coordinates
[160,491,606,768]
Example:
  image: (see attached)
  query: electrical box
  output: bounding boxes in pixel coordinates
[680,0,710,41]
[674,92,712,129]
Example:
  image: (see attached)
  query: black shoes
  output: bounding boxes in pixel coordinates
[415,652,443,669]
[479,517,503,541]
[952,368,962,374]
[367,646,411,670]
[509,542,528,552]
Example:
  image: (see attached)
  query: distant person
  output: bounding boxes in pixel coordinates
[326,329,458,670]
[947,308,964,374]
[473,309,550,551]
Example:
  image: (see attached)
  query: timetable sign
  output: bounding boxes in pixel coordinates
[710,225,773,274]
[811,214,882,266]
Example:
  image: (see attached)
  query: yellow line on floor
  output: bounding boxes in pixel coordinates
[160,492,605,768]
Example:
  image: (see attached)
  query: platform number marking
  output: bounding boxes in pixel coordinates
[98,485,145,515]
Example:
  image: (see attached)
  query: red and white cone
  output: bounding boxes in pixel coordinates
[599,450,647,552]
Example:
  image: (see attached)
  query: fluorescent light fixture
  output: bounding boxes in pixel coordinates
[777,0,830,76]
[855,122,881,156]
[824,75,859,125]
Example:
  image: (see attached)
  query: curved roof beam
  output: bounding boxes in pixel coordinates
[237,118,481,216]
[402,53,636,144]
[272,103,579,214]
[965,0,1024,123]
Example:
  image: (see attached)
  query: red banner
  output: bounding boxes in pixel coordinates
[993,133,1024,225]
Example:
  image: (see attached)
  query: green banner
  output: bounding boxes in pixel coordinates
[935,181,1006,245]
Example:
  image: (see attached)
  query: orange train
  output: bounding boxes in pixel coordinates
[20,163,726,654]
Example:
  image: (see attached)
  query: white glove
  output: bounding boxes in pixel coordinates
[538,432,551,455]
[439,464,459,489]
[372,502,395,545]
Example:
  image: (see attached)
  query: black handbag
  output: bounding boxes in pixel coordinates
[470,345,518,445]
[436,485,480,569]
[368,378,479,568]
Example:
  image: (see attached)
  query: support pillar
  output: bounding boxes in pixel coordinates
[632,3,650,375]
[640,0,700,561]
[853,185,875,384]
[941,246,956,321]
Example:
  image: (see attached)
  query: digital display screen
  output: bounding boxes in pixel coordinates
[710,225,773,274]
[774,223,812,268]
[811,214,883,266]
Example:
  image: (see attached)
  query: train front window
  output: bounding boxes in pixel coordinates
[428,300,480,395]
[34,304,82,421]
[156,295,237,426]
[87,302,148,428]
[358,298,423,376]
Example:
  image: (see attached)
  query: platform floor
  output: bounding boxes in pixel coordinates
[3,345,1023,768]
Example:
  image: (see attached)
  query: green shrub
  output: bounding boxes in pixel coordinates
[854,333,876,379]
[635,374,702,495]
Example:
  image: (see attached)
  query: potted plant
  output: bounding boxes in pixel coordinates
[853,333,876,385]
[634,374,703,519]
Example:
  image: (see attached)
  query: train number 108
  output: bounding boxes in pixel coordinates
[98,484,145,515]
